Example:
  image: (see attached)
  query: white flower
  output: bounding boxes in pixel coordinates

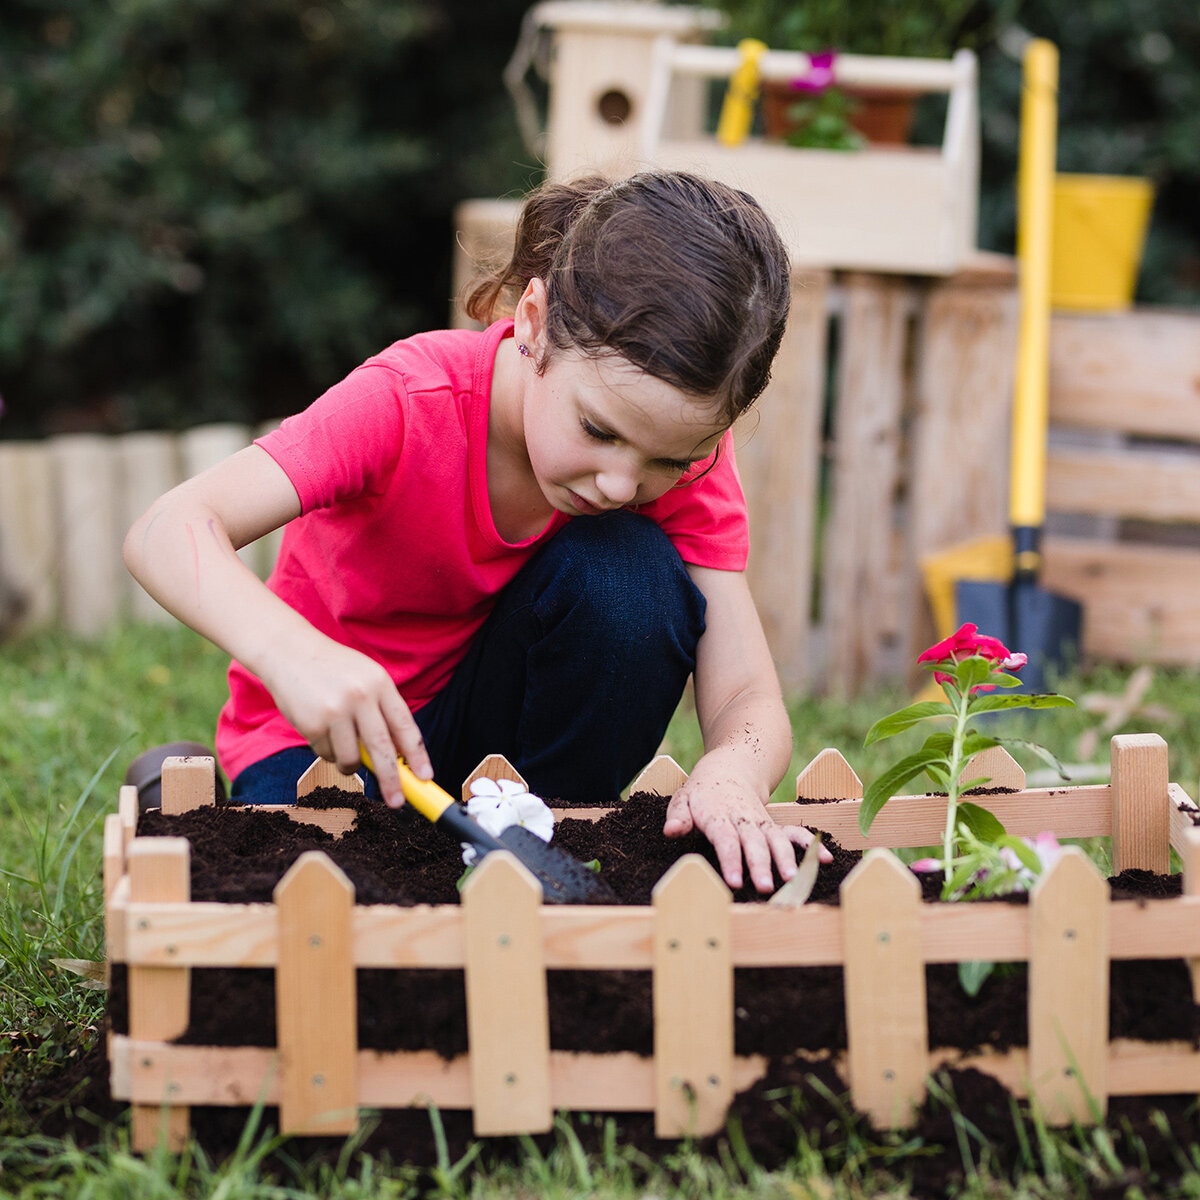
[461,778,555,865]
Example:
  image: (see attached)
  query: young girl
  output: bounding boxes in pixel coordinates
[124,170,828,894]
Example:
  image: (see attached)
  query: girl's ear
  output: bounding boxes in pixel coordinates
[513,277,549,360]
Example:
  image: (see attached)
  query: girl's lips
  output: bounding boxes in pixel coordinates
[567,489,602,515]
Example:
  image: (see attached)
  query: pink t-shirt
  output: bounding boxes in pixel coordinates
[216,319,750,781]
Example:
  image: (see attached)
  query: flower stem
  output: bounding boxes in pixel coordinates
[941,681,973,890]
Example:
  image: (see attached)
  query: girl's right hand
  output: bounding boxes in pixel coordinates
[259,638,432,808]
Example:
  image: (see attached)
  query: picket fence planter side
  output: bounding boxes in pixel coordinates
[103,734,1200,1152]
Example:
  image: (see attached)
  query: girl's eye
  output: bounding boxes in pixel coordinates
[581,419,616,443]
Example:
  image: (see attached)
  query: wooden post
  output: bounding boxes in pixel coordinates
[461,851,552,1135]
[1110,733,1171,875]
[274,852,358,1136]
[128,838,191,1152]
[822,274,913,696]
[296,757,364,799]
[841,850,927,1128]
[652,855,733,1137]
[735,270,831,695]
[1028,847,1109,1125]
[796,748,863,801]
[161,756,218,815]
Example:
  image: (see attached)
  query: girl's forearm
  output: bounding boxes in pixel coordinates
[696,688,793,799]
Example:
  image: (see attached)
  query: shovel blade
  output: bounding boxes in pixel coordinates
[495,825,617,905]
[955,578,1082,694]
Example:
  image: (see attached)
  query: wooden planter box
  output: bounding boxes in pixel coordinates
[104,734,1200,1152]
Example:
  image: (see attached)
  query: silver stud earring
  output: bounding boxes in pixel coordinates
[518,343,531,357]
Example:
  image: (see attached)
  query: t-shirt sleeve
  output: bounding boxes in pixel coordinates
[255,364,407,513]
[639,430,750,571]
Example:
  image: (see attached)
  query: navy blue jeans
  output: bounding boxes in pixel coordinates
[230,512,707,806]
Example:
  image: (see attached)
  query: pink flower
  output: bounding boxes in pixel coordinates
[918,623,1027,689]
[909,857,941,873]
[791,50,837,94]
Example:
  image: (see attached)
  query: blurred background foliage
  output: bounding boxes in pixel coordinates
[0,0,1196,438]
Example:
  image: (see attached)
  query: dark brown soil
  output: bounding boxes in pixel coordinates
[22,788,1200,1195]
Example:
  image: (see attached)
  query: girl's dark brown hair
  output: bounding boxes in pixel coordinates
[465,171,790,424]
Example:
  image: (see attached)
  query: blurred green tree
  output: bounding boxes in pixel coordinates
[973,0,1200,306]
[0,0,533,435]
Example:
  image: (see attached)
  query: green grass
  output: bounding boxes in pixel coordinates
[4,622,1200,1196]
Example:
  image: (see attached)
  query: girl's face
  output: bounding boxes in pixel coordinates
[521,346,727,517]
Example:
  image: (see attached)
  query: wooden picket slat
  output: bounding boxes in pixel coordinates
[841,849,927,1128]
[1028,848,1109,1125]
[1110,733,1170,875]
[55,434,123,636]
[734,269,830,695]
[462,753,527,801]
[102,813,124,903]
[118,431,180,624]
[0,440,57,631]
[274,852,358,1135]
[161,756,218,815]
[652,854,733,1138]
[127,838,191,1152]
[822,274,913,696]
[629,754,687,797]
[461,851,552,1135]
[295,757,364,799]
[960,745,1026,792]
[795,748,863,801]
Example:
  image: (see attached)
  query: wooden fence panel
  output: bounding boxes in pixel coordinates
[119,432,180,625]
[735,269,830,696]
[821,274,912,695]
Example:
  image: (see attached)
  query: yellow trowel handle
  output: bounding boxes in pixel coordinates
[1009,39,1058,543]
[358,745,455,822]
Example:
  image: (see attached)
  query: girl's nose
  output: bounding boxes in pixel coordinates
[595,467,639,506]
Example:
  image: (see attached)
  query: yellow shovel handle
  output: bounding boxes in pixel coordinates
[358,745,455,822]
[1010,38,1058,531]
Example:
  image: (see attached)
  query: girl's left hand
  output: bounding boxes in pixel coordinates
[662,762,831,894]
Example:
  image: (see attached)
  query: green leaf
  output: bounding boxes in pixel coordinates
[864,700,954,746]
[968,693,1076,714]
[958,959,996,997]
[959,730,1001,759]
[860,748,950,834]
[998,737,1074,780]
[944,860,980,899]
[954,655,994,691]
[956,802,1006,842]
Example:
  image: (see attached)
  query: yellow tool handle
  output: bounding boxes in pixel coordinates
[1009,38,1058,530]
[716,38,766,147]
[358,745,455,822]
